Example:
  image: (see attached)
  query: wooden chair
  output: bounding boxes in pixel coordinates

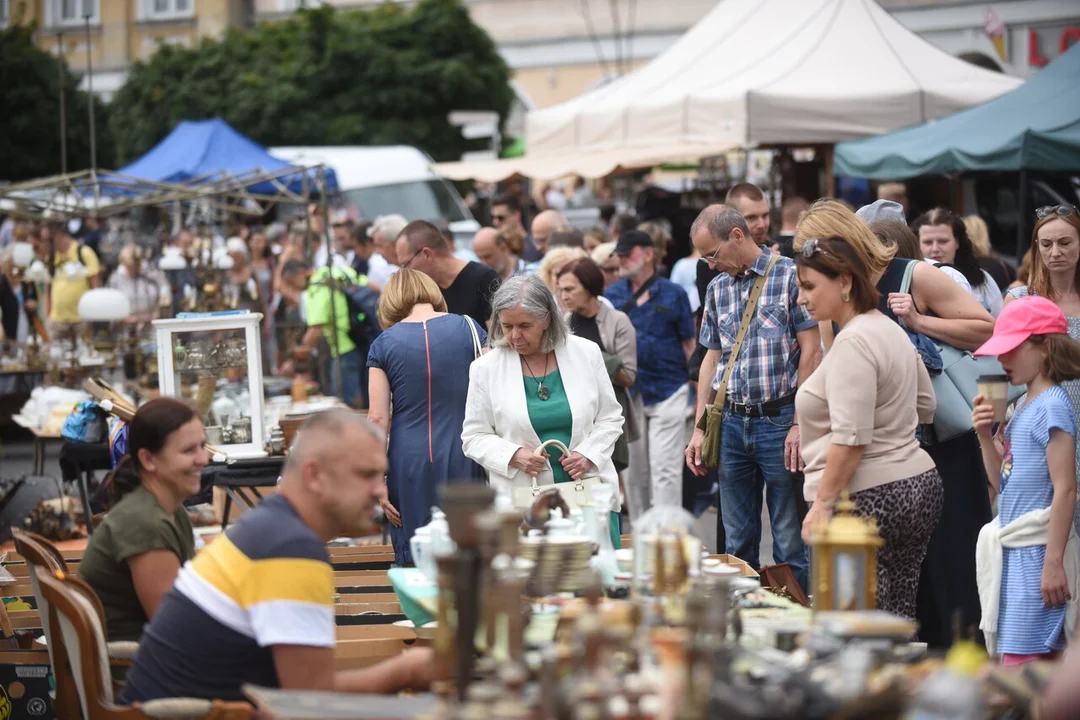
[36,568,253,720]
[12,528,81,720]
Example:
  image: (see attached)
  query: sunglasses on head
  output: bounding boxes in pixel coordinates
[1036,204,1077,220]
[800,236,846,258]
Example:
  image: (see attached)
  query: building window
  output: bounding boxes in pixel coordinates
[51,0,99,27]
[0,0,8,29]
[145,0,194,21]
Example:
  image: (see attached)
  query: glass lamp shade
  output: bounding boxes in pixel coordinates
[78,288,131,322]
[213,251,235,270]
[24,260,51,283]
[12,242,35,268]
[159,248,188,271]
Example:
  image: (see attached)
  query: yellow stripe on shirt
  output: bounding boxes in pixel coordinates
[190,534,333,609]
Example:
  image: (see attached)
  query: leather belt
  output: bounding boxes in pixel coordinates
[725,393,796,418]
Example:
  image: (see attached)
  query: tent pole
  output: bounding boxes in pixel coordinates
[57,31,67,176]
[1016,169,1030,262]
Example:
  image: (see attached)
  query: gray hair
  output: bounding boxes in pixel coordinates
[488,274,570,354]
[690,204,749,242]
[371,214,408,243]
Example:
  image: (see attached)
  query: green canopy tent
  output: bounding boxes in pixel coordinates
[834,44,1080,179]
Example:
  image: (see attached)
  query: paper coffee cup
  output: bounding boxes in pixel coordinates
[977,374,1009,422]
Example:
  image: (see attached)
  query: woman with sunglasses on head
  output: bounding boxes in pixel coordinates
[1005,205,1080,537]
[794,236,942,620]
[797,200,995,648]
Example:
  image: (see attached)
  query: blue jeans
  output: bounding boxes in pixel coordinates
[719,404,809,593]
[331,348,363,408]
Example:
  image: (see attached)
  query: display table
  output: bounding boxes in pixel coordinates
[201,457,284,530]
[243,685,435,718]
[10,415,63,476]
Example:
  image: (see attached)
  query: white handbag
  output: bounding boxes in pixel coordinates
[511,439,603,510]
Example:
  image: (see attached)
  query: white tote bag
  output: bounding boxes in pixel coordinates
[511,439,602,510]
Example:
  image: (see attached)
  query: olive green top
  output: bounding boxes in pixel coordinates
[79,485,196,642]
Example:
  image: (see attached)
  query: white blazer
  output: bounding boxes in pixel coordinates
[461,335,625,511]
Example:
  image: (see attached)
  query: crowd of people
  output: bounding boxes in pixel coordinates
[5,183,1080,704]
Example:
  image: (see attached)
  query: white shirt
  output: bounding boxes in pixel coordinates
[926,261,1003,317]
[313,244,350,270]
[367,253,398,290]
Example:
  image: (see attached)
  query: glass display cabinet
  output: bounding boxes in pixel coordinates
[153,312,266,459]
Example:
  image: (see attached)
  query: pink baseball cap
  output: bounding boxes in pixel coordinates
[974,296,1069,357]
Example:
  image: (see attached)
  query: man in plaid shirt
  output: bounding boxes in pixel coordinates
[685,205,821,593]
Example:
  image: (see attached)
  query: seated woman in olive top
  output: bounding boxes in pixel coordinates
[80,397,207,641]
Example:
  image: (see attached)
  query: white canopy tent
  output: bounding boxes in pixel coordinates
[436,0,1022,182]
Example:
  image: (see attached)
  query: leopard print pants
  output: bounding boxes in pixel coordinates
[850,469,944,621]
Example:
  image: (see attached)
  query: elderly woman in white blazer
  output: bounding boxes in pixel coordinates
[462,274,625,537]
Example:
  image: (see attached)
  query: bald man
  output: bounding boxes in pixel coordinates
[120,411,433,704]
[472,227,526,282]
[530,210,569,257]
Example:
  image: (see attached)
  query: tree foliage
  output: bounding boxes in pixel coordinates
[0,21,114,182]
[108,0,513,165]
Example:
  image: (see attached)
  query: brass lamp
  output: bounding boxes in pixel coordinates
[808,492,883,613]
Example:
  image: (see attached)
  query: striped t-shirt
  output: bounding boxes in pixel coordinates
[119,494,335,703]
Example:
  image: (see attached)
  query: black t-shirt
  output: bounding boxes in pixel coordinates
[443,261,500,327]
[570,313,605,350]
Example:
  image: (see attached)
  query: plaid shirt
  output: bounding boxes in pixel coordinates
[699,248,815,405]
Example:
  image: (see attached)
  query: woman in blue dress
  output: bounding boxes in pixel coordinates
[973,296,1080,664]
[367,268,487,566]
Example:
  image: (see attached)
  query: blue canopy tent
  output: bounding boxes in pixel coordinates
[115,118,338,196]
[834,44,1080,179]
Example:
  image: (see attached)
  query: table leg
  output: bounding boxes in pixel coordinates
[34,438,45,476]
[79,471,95,535]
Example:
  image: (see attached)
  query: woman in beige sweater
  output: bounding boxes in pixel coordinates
[794,234,942,619]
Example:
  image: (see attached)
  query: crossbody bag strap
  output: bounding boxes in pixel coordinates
[711,254,778,410]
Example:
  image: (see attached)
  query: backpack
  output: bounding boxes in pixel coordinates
[344,281,382,348]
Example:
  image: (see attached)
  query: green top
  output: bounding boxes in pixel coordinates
[304,265,362,357]
[79,485,196,642]
[524,369,574,484]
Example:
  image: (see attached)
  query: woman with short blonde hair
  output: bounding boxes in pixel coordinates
[367,268,485,566]
[377,266,447,329]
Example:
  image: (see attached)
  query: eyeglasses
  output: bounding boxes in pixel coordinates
[491,214,509,223]
[1036,204,1077,220]
[699,244,723,266]
[399,249,423,269]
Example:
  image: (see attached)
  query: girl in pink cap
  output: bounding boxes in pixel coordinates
[972,295,1080,664]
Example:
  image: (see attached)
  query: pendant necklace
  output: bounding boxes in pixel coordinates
[522,353,551,401]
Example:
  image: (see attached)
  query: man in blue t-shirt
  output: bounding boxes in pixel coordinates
[605,230,696,523]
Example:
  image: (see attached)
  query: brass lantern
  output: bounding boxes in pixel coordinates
[808,493,883,613]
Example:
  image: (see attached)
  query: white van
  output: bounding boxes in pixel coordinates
[270,145,480,246]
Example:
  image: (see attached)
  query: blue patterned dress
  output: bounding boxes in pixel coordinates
[366,314,487,566]
[996,386,1076,654]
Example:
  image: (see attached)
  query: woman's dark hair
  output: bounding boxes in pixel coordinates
[870,220,922,261]
[795,236,880,314]
[911,207,985,287]
[556,257,606,298]
[105,397,200,503]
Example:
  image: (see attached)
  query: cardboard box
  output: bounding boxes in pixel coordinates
[706,554,759,578]
[0,650,55,720]
[211,486,278,524]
